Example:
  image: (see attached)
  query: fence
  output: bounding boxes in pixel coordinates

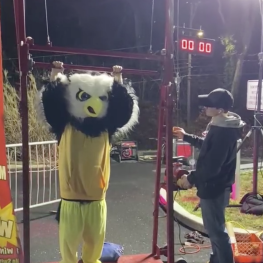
[6,140,59,212]
[6,139,243,212]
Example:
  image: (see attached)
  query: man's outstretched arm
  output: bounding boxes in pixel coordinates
[183,133,204,149]
[173,127,204,149]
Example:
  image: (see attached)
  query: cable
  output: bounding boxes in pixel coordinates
[149,0,155,53]
[154,151,211,256]
[173,191,212,255]
[3,45,152,61]
[44,0,50,44]
[160,190,211,256]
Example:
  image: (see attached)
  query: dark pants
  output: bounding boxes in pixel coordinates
[200,189,234,263]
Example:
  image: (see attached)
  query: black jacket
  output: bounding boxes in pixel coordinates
[184,120,243,199]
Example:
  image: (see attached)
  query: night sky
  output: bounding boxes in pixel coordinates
[1,0,262,122]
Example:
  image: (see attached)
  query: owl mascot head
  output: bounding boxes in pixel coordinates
[38,63,139,263]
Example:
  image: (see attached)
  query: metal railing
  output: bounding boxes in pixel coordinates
[6,140,60,212]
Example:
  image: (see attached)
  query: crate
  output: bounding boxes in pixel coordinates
[232,233,263,263]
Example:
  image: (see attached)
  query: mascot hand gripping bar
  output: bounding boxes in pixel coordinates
[38,62,139,263]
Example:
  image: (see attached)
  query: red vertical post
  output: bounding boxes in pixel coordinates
[20,43,30,263]
[163,0,175,263]
[152,86,165,256]
[13,0,31,262]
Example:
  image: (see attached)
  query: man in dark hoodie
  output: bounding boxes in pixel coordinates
[173,88,245,263]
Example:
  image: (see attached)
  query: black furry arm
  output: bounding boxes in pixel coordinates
[107,81,139,136]
[40,80,70,139]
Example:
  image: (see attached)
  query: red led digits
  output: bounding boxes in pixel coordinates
[182,39,188,50]
[189,40,194,50]
[205,43,212,53]
[181,39,194,51]
[180,38,213,55]
[199,42,205,52]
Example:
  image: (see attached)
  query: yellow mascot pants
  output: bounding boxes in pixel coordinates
[59,199,107,263]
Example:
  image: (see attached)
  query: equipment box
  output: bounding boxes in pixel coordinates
[111,140,139,163]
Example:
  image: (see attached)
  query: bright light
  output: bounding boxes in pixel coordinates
[197,31,204,37]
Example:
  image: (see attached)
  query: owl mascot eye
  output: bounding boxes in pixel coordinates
[37,63,139,263]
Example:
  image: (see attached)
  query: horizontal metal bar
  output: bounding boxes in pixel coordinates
[33,62,159,76]
[29,44,162,61]
[6,140,58,148]
[14,199,60,212]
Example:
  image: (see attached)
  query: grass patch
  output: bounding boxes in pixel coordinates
[4,71,55,163]
[4,70,54,145]
[175,170,263,231]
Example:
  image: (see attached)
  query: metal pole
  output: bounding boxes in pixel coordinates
[20,43,30,263]
[152,89,165,256]
[186,3,194,126]
[253,0,263,194]
[164,0,175,262]
[187,54,192,125]
[13,0,30,262]
[176,0,180,126]
[253,61,262,194]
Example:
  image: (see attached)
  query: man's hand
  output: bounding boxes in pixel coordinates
[52,61,64,69]
[177,175,192,189]
[173,127,186,140]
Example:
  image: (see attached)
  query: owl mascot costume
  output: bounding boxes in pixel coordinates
[38,62,139,263]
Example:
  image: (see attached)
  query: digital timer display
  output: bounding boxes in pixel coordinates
[179,37,215,56]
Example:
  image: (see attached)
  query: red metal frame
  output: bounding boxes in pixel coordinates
[12,0,176,262]
[33,62,159,76]
[29,44,162,61]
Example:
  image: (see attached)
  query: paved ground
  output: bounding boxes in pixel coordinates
[13,162,211,263]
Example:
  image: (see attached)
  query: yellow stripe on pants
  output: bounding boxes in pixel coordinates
[59,199,107,263]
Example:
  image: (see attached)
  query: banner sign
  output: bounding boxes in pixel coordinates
[0,26,23,263]
[247,80,263,111]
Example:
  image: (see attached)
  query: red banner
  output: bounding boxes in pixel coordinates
[0,23,23,263]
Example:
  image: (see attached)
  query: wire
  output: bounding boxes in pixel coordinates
[174,191,212,255]
[149,0,155,53]
[172,190,211,255]
[3,45,152,61]
[179,243,211,255]
[44,0,50,44]
[260,0,263,53]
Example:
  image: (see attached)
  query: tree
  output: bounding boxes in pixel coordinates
[216,0,259,100]
[220,35,236,91]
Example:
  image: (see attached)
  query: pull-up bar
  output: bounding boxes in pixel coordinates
[29,44,162,61]
[33,62,159,76]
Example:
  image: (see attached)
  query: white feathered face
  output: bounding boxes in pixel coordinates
[58,73,113,119]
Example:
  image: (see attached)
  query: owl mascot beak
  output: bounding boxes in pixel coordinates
[84,97,103,117]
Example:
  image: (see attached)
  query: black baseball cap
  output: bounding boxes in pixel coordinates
[198,88,234,110]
